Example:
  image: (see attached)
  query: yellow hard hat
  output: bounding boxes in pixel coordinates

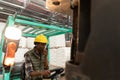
[34,34,48,43]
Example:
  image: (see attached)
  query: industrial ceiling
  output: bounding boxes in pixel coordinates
[0,0,72,27]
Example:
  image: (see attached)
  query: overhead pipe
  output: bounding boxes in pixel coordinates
[0,0,70,27]
[17,12,49,22]
[26,1,69,24]
[0,0,50,20]
[0,11,12,16]
[21,8,68,26]
[29,0,68,19]
[0,0,25,9]
[17,14,69,29]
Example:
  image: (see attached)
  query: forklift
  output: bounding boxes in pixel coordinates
[1,0,120,80]
[65,0,120,80]
[0,14,72,80]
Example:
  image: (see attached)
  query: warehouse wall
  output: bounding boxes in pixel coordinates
[49,34,71,68]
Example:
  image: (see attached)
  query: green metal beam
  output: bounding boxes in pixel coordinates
[16,15,37,22]
[25,28,35,33]
[30,29,40,34]
[41,30,55,35]
[22,27,28,31]
[4,72,10,80]
[7,16,15,27]
[12,78,21,80]
[0,16,15,62]
[45,31,60,36]
[15,19,71,32]
[0,35,4,62]
[3,15,15,80]
[22,33,37,38]
[47,37,50,65]
[36,29,47,35]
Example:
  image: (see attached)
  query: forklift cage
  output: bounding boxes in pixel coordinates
[0,14,72,80]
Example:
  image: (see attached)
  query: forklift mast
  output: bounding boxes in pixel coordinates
[66,0,120,80]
